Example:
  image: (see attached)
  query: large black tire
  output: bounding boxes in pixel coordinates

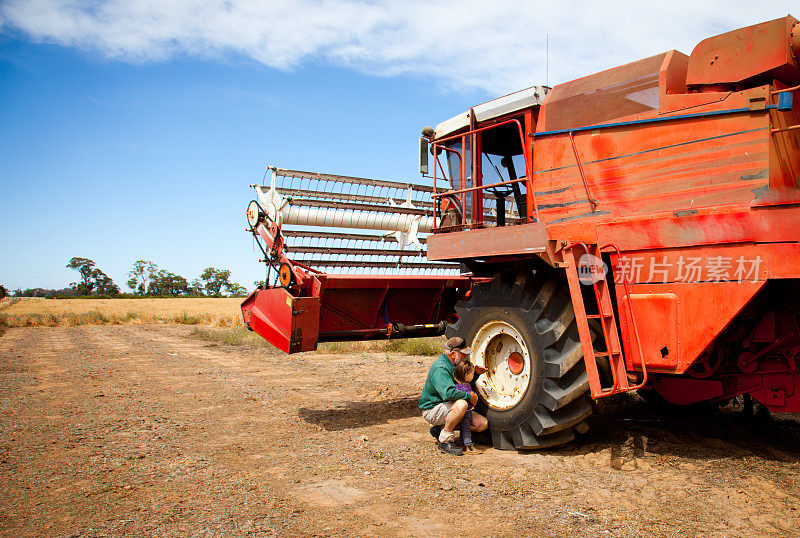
[447,270,593,450]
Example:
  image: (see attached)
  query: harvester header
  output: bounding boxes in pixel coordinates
[242,167,473,353]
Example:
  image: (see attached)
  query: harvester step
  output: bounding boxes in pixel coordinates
[586,313,613,319]
[593,351,622,358]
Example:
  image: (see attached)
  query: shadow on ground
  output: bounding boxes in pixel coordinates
[299,396,420,431]
[548,393,800,463]
[302,391,800,464]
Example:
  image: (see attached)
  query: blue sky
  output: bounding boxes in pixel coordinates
[1,1,797,292]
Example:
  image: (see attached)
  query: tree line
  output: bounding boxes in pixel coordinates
[3,258,249,298]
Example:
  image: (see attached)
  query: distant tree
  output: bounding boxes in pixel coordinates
[94,271,120,295]
[0,284,5,299]
[197,267,247,297]
[199,267,231,296]
[66,257,119,296]
[253,280,266,289]
[66,257,97,295]
[16,288,48,297]
[56,287,78,297]
[12,287,76,298]
[227,283,247,297]
[149,269,189,297]
[127,260,157,295]
[190,278,206,296]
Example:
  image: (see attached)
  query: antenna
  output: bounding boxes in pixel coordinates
[546,33,549,87]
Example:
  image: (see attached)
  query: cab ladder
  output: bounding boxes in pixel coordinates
[555,242,647,398]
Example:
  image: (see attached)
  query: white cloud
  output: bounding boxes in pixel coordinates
[1,0,798,95]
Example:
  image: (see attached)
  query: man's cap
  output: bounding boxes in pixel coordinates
[445,336,472,355]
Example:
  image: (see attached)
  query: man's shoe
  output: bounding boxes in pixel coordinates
[429,425,442,440]
[437,441,464,456]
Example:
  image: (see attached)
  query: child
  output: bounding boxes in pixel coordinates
[453,360,477,452]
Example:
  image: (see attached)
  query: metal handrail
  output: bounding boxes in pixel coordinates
[568,131,599,210]
[600,242,648,392]
[428,118,539,223]
[431,176,528,198]
[432,145,464,227]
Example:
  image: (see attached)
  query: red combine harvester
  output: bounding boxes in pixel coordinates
[242,16,800,450]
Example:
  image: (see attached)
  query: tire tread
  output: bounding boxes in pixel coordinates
[448,270,595,450]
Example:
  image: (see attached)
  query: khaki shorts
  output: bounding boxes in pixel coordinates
[421,401,453,426]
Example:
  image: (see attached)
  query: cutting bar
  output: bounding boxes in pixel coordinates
[270,167,444,193]
[283,230,428,244]
[286,246,427,257]
[289,258,459,270]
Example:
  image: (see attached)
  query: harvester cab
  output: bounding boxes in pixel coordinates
[243,16,800,450]
[419,86,547,229]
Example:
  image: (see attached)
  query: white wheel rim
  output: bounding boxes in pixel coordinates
[472,320,532,410]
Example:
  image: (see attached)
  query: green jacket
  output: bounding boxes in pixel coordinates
[419,353,472,410]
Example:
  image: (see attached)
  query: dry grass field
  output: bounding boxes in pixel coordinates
[0,297,245,327]
[0,297,443,355]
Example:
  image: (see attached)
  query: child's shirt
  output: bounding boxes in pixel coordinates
[454,382,474,410]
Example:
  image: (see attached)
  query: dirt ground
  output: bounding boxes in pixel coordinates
[2,325,800,536]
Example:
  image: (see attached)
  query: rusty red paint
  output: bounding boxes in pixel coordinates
[686,16,800,87]
[241,275,476,351]
[241,287,320,353]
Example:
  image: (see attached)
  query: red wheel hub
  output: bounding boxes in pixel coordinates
[508,352,524,375]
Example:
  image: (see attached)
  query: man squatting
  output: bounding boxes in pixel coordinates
[419,336,489,456]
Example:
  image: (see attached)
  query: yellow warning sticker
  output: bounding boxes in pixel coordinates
[286,296,292,306]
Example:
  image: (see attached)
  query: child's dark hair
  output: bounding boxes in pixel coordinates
[454,360,475,383]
